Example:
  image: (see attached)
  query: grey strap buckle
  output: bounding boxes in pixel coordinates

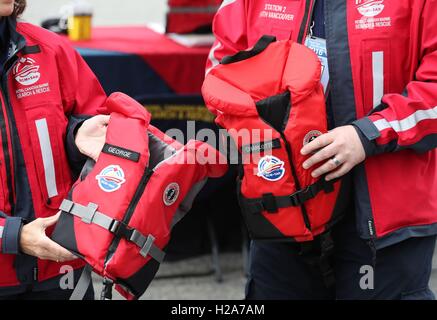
[81,203,98,224]
[60,199,74,213]
[129,230,165,263]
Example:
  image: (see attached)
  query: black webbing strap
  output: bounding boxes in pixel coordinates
[318,232,335,287]
[111,222,165,264]
[241,177,335,214]
[298,231,336,288]
[70,264,93,300]
[221,35,277,65]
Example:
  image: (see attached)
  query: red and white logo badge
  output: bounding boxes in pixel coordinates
[356,0,385,17]
[13,57,41,86]
[303,130,322,146]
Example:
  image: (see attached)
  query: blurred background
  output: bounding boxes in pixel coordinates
[20,0,437,300]
[23,0,168,27]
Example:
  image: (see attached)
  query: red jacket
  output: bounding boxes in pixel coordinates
[206,0,437,248]
[0,18,106,291]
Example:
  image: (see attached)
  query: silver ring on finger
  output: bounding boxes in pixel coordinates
[331,156,342,167]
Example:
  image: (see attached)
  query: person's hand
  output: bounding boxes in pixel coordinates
[300,125,366,181]
[20,212,76,262]
[75,115,110,161]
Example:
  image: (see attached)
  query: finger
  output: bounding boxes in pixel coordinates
[301,132,334,156]
[325,163,352,181]
[40,211,61,229]
[311,156,344,178]
[96,115,110,126]
[303,142,338,169]
[42,237,77,261]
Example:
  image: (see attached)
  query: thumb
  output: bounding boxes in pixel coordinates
[41,211,61,229]
[96,114,110,126]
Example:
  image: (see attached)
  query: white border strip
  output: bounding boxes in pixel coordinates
[372,51,384,108]
[374,106,437,133]
[35,118,58,198]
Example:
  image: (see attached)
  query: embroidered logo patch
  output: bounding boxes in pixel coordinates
[303,130,323,147]
[96,165,126,192]
[163,182,180,206]
[257,155,285,182]
[13,57,41,85]
[356,0,384,17]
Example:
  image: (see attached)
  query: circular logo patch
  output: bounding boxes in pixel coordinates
[356,0,385,17]
[96,165,126,192]
[163,183,180,206]
[13,57,41,86]
[303,130,323,146]
[257,155,285,182]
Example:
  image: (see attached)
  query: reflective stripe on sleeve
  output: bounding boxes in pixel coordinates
[373,106,437,133]
[35,118,58,198]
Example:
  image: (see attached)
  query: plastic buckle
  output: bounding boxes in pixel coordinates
[100,278,114,300]
[289,189,304,206]
[109,220,120,233]
[261,193,278,213]
[322,177,335,193]
[320,232,335,257]
[290,186,315,206]
[111,221,134,240]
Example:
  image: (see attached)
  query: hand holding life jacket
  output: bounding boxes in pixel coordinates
[202,36,345,242]
[52,92,227,300]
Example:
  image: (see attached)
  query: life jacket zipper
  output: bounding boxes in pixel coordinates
[255,109,313,232]
[104,168,154,268]
[279,132,312,231]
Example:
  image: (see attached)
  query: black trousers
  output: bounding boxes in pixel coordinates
[246,209,436,300]
[0,281,94,300]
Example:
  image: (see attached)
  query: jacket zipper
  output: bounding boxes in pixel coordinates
[0,91,13,213]
[297,0,316,44]
[104,168,154,268]
[0,54,19,214]
[279,132,312,231]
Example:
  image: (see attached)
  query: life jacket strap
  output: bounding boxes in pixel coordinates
[241,177,336,214]
[70,264,93,300]
[60,199,165,263]
[60,199,116,230]
[298,231,336,288]
[129,230,165,263]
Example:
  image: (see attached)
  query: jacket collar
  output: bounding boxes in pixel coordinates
[6,16,27,60]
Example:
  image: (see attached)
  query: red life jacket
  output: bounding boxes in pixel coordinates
[203,36,346,242]
[52,92,227,299]
[166,0,222,34]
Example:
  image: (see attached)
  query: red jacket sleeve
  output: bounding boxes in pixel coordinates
[0,215,23,255]
[354,0,437,154]
[206,0,248,74]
